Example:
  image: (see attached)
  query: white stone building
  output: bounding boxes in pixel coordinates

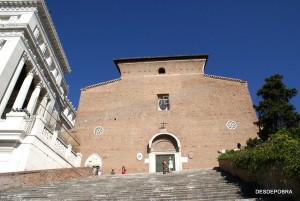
[0,0,81,172]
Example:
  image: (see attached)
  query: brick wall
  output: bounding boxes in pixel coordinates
[76,57,258,173]
[0,167,92,192]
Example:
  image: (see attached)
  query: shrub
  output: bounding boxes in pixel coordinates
[218,130,300,183]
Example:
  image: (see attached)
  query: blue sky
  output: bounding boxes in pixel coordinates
[46,0,300,112]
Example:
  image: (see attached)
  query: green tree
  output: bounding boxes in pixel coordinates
[253,74,300,140]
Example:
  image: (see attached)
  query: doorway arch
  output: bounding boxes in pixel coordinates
[84,153,102,167]
[148,133,182,173]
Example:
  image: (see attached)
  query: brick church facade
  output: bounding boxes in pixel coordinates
[75,55,258,174]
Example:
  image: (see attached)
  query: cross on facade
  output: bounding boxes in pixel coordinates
[160,122,167,129]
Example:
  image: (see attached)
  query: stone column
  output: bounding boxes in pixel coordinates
[38,95,49,118]
[26,83,42,115]
[44,98,55,122]
[0,56,25,117]
[12,70,34,110]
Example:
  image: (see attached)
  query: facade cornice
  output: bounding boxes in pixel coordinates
[0,1,38,8]
[64,96,76,113]
[114,54,208,64]
[35,0,71,73]
[114,54,209,74]
[0,0,71,73]
[203,74,246,83]
[81,78,122,91]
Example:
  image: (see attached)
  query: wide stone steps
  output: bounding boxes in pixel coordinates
[0,168,294,200]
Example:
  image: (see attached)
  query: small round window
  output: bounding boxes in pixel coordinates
[226,120,237,129]
[93,126,104,135]
[158,67,165,74]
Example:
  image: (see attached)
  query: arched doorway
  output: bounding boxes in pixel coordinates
[148,133,182,173]
[85,153,102,167]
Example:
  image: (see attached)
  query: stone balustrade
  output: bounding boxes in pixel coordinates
[41,126,80,166]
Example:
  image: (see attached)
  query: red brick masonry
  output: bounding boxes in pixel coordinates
[0,167,92,192]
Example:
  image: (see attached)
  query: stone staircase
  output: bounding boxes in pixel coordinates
[0,168,294,200]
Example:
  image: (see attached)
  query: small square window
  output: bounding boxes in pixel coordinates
[157,94,169,111]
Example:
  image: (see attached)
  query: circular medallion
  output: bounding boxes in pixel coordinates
[136,153,143,161]
[226,120,237,129]
[93,126,104,135]
[188,152,194,159]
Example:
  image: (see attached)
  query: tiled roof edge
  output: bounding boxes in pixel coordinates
[81,78,122,91]
[203,74,246,83]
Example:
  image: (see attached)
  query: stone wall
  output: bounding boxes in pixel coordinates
[0,167,92,192]
[219,160,299,201]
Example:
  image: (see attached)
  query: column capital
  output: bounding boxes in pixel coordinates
[36,82,44,88]
[43,93,50,100]
[28,68,37,76]
[22,52,30,61]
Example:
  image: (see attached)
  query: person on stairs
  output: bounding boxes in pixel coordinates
[122,166,126,174]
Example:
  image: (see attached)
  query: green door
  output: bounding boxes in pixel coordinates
[155,154,175,172]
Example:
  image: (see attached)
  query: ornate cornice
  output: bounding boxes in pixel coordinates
[0,1,38,7]
[81,78,122,91]
[64,96,76,113]
[0,0,71,73]
[203,74,246,83]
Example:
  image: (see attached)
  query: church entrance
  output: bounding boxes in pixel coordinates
[155,154,175,172]
[148,133,182,173]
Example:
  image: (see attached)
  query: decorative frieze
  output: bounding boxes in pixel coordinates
[0,7,37,12]
[0,31,24,37]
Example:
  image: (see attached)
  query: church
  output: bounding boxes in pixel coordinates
[76,55,258,173]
